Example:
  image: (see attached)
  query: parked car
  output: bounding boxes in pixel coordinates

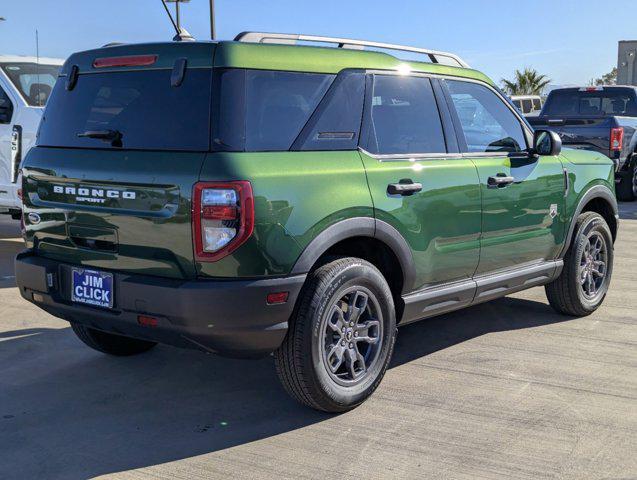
[511,94,543,116]
[16,34,618,412]
[0,55,64,219]
[529,86,637,200]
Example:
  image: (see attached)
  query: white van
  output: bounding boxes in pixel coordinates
[0,55,64,219]
[511,95,543,117]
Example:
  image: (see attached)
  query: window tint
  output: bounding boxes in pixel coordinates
[446,80,527,153]
[0,63,60,106]
[213,69,334,151]
[366,75,445,155]
[522,99,532,113]
[0,86,13,124]
[542,89,637,116]
[296,71,365,151]
[38,69,212,151]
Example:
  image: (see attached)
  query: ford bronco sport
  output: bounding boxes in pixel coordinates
[15,33,619,412]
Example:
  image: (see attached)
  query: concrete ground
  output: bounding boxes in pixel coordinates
[0,204,635,480]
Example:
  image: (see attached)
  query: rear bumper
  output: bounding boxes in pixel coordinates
[15,251,306,358]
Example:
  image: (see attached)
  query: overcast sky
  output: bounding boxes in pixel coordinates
[0,0,634,86]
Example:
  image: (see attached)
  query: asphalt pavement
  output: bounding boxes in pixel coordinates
[0,204,635,480]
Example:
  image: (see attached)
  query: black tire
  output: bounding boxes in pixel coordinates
[274,257,397,413]
[545,212,614,316]
[616,160,636,202]
[71,323,157,356]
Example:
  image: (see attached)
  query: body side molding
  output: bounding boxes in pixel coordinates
[401,260,563,325]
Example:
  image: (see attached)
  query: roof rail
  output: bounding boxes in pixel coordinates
[234,32,469,68]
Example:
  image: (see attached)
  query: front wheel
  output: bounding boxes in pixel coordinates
[545,212,613,316]
[274,257,396,413]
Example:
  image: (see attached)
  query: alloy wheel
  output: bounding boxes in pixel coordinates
[320,288,383,386]
[579,231,608,299]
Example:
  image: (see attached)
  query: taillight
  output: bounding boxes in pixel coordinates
[611,127,624,151]
[192,181,254,262]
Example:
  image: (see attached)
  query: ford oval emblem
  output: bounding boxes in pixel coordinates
[27,213,41,225]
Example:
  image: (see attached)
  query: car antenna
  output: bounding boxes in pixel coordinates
[160,0,194,42]
[35,29,41,106]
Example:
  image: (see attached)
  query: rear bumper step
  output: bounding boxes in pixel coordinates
[15,251,306,358]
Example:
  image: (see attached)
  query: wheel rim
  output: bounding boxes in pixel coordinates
[579,231,608,299]
[320,287,383,386]
[632,167,637,196]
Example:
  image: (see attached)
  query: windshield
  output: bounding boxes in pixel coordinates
[0,62,61,106]
[38,68,212,151]
[543,88,637,116]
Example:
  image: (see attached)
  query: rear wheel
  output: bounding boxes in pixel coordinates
[616,160,637,201]
[71,323,157,356]
[545,212,613,316]
[274,257,396,413]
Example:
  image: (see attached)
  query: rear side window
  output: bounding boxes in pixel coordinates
[294,71,365,151]
[213,69,335,151]
[446,80,527,153]
[38,69,212,151]
[365,75,446,155]
[543,89,637,116]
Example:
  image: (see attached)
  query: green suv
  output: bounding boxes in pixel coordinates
[16,33,618,412]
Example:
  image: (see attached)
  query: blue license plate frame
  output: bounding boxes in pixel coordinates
[71,268,114,309]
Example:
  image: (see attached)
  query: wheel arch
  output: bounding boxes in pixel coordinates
[290,217,416,296]
[560,185,618,258]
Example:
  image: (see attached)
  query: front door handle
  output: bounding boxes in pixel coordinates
[487,174,515,188]
[387,181,423,196]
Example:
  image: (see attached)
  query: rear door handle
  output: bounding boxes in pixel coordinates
[387,182,423,196]
[487,175,515,188]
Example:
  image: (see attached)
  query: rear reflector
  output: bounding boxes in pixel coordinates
[138,315,159,327]
[202,205,238,221]
[611,127,624,151]
[266,292,289,305]
[93,54,158,68]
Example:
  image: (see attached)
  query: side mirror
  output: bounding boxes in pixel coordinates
[533,129,561,156]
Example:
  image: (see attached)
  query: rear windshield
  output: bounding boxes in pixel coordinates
[542,88,637,116]
[38,69,212,151]
[0,62,61,106]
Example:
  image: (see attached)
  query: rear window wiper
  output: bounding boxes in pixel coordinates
[77,129,123,147]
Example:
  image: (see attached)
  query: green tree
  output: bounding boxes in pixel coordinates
[590,67,617,86]
[501,68,551,96]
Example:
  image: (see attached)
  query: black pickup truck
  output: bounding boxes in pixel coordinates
[529,86,637,200]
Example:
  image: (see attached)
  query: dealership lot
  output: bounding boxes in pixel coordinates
[0,204,635,480]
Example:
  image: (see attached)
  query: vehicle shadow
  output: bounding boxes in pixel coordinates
[617,200,637,220]
[0,295,574,480]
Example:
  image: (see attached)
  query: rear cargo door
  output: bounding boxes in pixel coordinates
[22,45,214,279]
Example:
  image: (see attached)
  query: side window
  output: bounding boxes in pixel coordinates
[366,75,446,155]
[213,69,335,151]
[0,86,13,124]
[532,98,542,111]
[446,80,527,153]
[296,71,365,151]
[522,99,532,114]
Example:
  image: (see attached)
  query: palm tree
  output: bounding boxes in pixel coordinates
[501,68,551,96]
